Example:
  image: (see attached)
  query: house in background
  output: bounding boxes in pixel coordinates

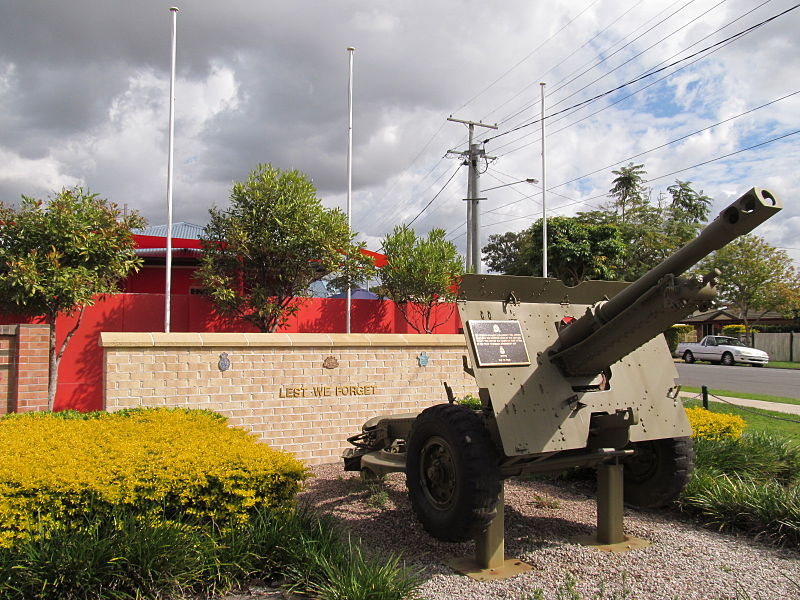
[680,307,797,339]
[128,223,204,295]
[128,223,388,297]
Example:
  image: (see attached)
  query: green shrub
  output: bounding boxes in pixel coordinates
[665,324,693,353]
[681,431,800,546]
[455,394,482,410]
[680,469,800,546]
[0,409,309,547]
[0,506,420,600]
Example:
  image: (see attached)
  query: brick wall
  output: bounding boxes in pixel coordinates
[0,324,50,413]
[101,332,478,465]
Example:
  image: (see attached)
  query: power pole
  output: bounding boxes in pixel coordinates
[447,117,497,273]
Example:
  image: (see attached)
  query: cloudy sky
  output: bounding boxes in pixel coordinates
[1,0,798,267]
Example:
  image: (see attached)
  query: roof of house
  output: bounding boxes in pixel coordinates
[681,308,788,323]
[133,222,204,240]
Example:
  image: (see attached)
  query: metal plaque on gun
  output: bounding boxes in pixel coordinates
[467,320,530,367]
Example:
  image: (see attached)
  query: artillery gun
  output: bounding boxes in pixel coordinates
[343,188,781,558]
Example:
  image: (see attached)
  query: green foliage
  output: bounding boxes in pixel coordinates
[525,217,625,284]
[0,506,421,600]
[0,409,308,547]
[664,324,693,353]
[665,180,712,248]
[455,394,482,410]
[681,470,800,546]
[197,164,375,332]
[0,188,145,408]
[607,162,647,223]
[680,431,800,546]
[482,217,625,284]
[692,432,800,486]
[482,230,531,275]
[378,225,463,333]
[701,235,800,335]
[0,189,144,318]
[485,171,717,283]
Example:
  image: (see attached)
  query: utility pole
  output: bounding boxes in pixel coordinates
[447,117,497,273]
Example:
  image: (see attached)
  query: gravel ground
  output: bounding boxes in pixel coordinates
[219,463,799,600]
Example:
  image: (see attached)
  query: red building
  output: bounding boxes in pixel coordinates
[1,224,454,412]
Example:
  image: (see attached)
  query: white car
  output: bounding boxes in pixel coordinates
[674,335,769,367]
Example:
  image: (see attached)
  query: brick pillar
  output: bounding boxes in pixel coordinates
[13,324,51,413]
[0,326,15,414]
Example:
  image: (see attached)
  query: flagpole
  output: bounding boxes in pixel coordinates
[164,7,178,332]
[346,46,354,334]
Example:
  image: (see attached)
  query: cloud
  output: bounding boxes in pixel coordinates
[0,0,797,265]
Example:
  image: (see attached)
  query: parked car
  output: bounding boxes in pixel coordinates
[674,335,769,366]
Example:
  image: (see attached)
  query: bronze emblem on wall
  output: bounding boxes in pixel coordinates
[323,356,339,369]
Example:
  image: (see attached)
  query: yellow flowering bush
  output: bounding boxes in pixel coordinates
[685,406,746,441]
[0,409,308,548]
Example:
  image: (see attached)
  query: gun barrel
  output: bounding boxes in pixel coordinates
[552,188,781,375]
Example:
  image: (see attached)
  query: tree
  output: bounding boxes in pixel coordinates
[378,225,463,333]
[482,230,531,275]
[0,188,144,409]
[524,217,625,285]
[665,180,712,250]
[196,164,374,332]
[607,162,647,223]
[701,235,800,336]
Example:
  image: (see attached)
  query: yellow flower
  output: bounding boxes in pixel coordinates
[0,409,309,548]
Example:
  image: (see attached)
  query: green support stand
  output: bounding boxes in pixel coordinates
[574,462,650,552]
[446,485,534,581]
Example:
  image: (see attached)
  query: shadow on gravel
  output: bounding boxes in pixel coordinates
[298,471,598,570]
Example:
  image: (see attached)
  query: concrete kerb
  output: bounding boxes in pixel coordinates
[681,394,800,416]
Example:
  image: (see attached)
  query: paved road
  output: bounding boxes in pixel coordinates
[675,362,800,399]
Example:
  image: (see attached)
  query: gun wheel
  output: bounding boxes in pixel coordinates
[406,404,501,542]
[623,437,694,508]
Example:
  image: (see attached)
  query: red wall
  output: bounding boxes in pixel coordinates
[1,294,462,412]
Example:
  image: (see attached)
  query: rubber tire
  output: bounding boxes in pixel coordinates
[623,437,694,508]
[721,352,735,366]
[683,351,695,364]
[406,404,501,542]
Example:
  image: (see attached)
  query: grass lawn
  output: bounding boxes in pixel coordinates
[681,385,800,406]
[683,398,800,443]
[765,361,800,370]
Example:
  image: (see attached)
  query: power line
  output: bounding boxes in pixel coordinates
[406,163,463,227]
[491,89,800,210]
[452,0,603,115]
[494,0,699,128]
[490,0,775,156]
[482,0,649,125]
[479,128,800,229]
[484,3,800,145]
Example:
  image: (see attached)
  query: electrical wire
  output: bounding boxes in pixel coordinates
[479,128,800,229]
[481,0,649,124]
[486,89,800,215]
[406,163,463,227]
[451,0,603,115]
[490,0,776,157]
[494,0,699,128]
[483,2,800,145]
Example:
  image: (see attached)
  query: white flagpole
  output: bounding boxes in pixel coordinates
[540,82,547,278]
[346,47,355,334]
[165,7,178,333]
